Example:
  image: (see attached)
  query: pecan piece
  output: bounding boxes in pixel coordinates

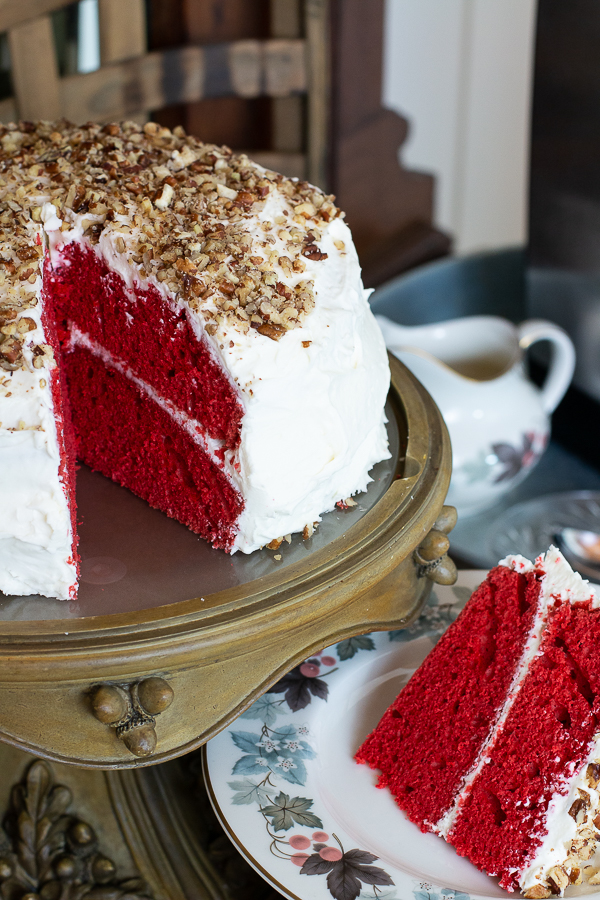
[302,244,328,261]
[255,323,285,341]
[586,763,600,789]
[524,886,551,898]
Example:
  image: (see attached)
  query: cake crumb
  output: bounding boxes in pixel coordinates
[274,554,282,560]
[523,886,551,898]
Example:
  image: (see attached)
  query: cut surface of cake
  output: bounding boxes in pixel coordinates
[356,549,600,896]
[0,120,390,599]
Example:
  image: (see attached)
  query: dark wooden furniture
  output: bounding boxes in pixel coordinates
[328,0,450,285]
[147,0,451,285]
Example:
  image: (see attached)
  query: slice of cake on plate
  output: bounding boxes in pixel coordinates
[0,121,390,600]
[357,548,600,896]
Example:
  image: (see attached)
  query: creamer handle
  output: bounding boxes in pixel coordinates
[518,319,576,414]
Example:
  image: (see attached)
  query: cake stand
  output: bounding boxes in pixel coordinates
[0,356,453,769]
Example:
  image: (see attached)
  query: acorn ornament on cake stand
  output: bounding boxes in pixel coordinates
[90,677,175,758]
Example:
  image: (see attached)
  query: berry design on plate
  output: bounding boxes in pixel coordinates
[300,834,394,900]
[221,606,477,900]
[268,656,338,712]
[226,644,396,900]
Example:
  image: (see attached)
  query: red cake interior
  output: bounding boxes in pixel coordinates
[64,345,243,550]
[42,241,246,553]
[46,244,243,448]
[356,567,540,828]
[449,599,600,890]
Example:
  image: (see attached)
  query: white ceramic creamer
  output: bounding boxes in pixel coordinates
[377,315,576,515]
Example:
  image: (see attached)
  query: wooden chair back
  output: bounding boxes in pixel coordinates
[0,0,328,186]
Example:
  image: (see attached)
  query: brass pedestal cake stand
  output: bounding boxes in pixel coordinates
[0,357,454,898]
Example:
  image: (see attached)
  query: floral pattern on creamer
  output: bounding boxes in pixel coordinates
[461,431,547,487]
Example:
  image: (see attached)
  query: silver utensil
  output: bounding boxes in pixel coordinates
[554,527,600,580]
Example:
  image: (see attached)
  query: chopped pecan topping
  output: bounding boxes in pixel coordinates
[0,119,343,371]
[523,886,551,898]
[586,763,600,789]
[569,797,588,822]
[547,866,569,892]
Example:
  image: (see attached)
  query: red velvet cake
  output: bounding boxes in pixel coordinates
[357,549,600,896]
[0,120,390,599]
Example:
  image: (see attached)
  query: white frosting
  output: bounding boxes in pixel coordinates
[54,192,390,555]
[499,553,535,574]
[0,274,76,600]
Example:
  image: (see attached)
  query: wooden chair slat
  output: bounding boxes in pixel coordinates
[305,0,329,189]
[60,39,306,125]
[270,0,303,158]
[227,40,262,98]
[265,39,306,97]
[98,0,146,64]
[0,0,72,34]
[0,97,17,124]
[9,15,61,121]
[270,0,302,40]
[98,0,147,122]
[251,150,305,179]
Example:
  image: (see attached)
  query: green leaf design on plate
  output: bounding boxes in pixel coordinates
[230,731,261,754]
[336,635,375,661]
[240,695,285,726]
[228,778,272,806]
[451,586,473,605]
[260,791,323,831]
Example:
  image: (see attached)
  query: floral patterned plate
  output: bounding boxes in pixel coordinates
[204,570,514,900]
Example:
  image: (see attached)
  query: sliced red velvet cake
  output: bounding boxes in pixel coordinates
[357,548,600,896]
[0,121,390,600]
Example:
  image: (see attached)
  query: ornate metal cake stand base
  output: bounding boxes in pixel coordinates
[0,744,280,900]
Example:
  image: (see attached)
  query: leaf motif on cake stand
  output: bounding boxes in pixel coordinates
[0,759,153,900]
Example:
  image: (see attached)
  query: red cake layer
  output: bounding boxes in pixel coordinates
[449,599,600,890]
[356,567,540,827]
[63,343,244,550]
[46,244,243,448]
